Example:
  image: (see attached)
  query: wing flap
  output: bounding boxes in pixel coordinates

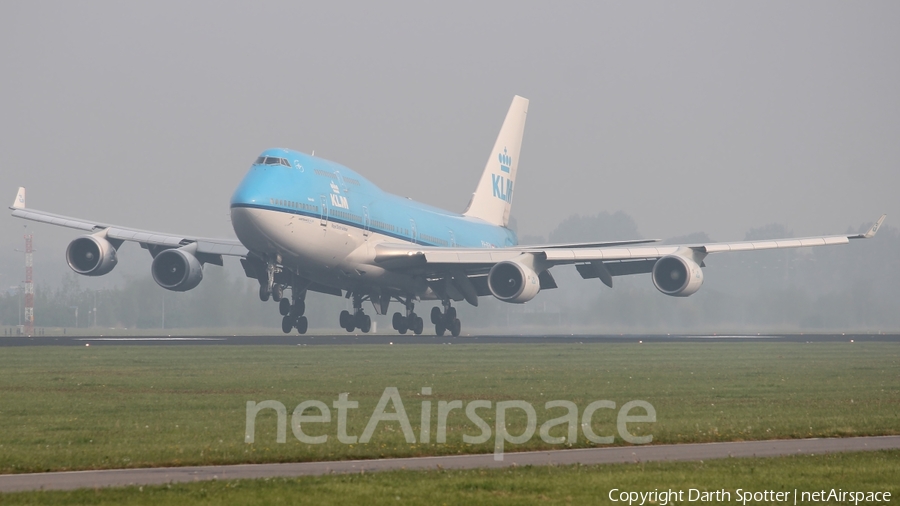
[515,238,660,250]
[374,243,523,268]
[543,246,680,262]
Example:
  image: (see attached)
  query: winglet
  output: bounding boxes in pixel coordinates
[862,214,887,238]
[11,187,25,210]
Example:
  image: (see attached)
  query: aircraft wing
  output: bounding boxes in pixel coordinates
[9,187,248,261]
[374,215,886,288]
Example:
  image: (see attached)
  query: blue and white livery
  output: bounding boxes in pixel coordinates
[9,96,886,336]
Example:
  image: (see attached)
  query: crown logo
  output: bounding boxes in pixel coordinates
[498,147,511,173]
[330,181,340,194]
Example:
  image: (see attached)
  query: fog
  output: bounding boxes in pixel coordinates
[1,2,897,332]
[2,212,896,334]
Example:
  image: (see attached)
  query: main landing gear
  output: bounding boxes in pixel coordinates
[258,260,309,335]
[431,300,461,337]
[339,293,371,333]
[278,287,308,335]
[392,299,424,335]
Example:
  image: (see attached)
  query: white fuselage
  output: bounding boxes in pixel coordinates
[230,206,430,298]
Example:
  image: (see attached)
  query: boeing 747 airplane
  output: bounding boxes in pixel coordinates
[9,96,886,336]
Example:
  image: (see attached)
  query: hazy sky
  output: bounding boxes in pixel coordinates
[2,2,898,289]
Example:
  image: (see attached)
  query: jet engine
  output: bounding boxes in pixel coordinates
[66,235,119,276]
[487,260,541,303]
[652,255,704,297]
[151,247,203,291]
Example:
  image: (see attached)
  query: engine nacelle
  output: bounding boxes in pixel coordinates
[652,255,704,297]
[487,260,542,303]
[151,247,203,291]
[66,235,119,276]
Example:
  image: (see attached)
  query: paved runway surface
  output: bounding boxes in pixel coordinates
[0,436,897,492]
[1,333,897,346]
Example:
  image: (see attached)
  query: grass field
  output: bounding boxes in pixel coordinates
[0,342,897,474]
[1,451,898,505]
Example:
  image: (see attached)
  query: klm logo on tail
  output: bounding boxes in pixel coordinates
[498,147,512,173]
[491,174,512,202]
[492,147,513,202]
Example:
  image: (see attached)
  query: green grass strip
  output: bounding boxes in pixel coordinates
[0,343,897,473]
[0,451,897,505]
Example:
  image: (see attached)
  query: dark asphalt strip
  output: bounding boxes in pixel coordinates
[1,333,897,346]
[1,436,898,493]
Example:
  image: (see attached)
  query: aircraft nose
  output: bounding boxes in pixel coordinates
[230,167,271,208]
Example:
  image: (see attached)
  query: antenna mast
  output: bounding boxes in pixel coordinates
[24,233,34,336]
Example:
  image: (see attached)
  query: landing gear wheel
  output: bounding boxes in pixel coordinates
[279,298,291,316]
[294,300,305,317]
[430,307,442,325]
[259,285,270,302]
[339,310,352,329]
[435,322,446,337]
[295,316,308,334]
[413,316,424,335]
[360,314,372,333]
[281,315,293,334]
[397,320,408,334]
[272,284,283,302]
[450,318,461,337]
[392,312,403,330]
[446,307,457,321]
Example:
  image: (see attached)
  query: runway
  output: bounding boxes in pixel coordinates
[0,333,897,346]
[0,436,897,493]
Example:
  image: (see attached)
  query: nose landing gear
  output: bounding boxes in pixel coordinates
[259,259,277,301]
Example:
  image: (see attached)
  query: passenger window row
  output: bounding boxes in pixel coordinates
[329,208,362,222]
[420,233,449,247]
[270,198,318,213]
[370,219,396,233]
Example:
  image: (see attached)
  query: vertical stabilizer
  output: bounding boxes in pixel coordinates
[463,96,528,227]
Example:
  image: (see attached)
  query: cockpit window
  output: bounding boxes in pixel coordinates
[261,156,291,166]
[255,156,292,166]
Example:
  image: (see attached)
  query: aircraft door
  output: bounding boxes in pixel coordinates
[410,219,417,243]
[334,171,349,193]
[363,207,370,238]
[319,195,328,226]
[449,230,456,247]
